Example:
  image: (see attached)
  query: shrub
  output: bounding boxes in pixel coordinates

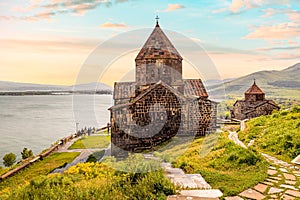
[3,153,16,167]
[21,148,34,160]
[280,110,288,116]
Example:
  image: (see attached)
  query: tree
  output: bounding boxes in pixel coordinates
[3,153,16,167]
[21,148,33,159]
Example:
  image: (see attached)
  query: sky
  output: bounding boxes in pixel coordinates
[0,0,300,86]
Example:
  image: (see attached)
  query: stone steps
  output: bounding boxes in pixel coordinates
[168,190,223,200]
[162,162,211,189]
[161,162,223,199]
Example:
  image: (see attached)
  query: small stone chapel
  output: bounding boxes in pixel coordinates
[231,80,279,120]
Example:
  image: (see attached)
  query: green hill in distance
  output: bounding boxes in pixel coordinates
[238,106,300,162]
[208,63,300,99]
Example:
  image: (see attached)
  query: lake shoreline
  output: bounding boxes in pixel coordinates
[0,95,112,167]
[0,91,112,96]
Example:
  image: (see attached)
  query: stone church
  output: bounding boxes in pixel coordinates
[109,19,216,157]
[230,80,279,120]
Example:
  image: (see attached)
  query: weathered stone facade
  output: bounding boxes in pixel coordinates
[110,21,216,158]
[231,81,279,120]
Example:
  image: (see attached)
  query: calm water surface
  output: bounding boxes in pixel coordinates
[0,95,113,165]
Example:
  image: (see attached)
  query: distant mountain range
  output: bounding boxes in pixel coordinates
[0,81,112,94]
[203,78,235,87]
[207,63,300,99]
[1,63,299,98]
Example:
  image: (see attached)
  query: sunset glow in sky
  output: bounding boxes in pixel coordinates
[1,0,300,86]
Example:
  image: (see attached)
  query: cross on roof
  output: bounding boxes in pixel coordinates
[156,15,159,26]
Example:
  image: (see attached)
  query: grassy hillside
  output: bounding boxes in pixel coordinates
[155,133,269,196]
[208,63,300,99]
[3,155,175,200]
[239,106,300,162]
[0,152,80,198]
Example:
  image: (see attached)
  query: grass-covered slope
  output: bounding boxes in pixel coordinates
[239,106,300,162]
[155,132,269,196]
[0,152,80,198]
[4,155,176,200]
[69,135,111,149]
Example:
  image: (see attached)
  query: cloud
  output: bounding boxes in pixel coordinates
[212,7,228,14]
[1,0,112,21]
[0,16,10,21]
[99,22,128,28]
[211,0,267,14]
[191,37,203,43]
[261,7,300,20]
[10,0,43,12]
[261,8,278,17]
[276,53,300,60]
[0,11,57,21]
[115,0,129,3]
[244,22,300,40]
[42,0,112,16]
[159,4,185,12]
[256,46,300,51]
[229,0,265,13]
[0,36,98,53]
[243,7,300,42]
[286,10,300,23]
[227,0,294,13]
[229,0,244,13]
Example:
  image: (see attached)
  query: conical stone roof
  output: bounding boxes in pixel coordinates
[135,23,182,60]
[245,81,265,95]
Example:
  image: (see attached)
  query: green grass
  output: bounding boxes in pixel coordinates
[156,132,269,197]
[5,155,176,200]
[95,129,109,134]
[0,152,79,198]
[0,167,10,176]
[86,150,105,163]
[239,106,300,162]
[68,135,111,149]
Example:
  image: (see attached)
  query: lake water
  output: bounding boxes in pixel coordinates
[0,95,113,166]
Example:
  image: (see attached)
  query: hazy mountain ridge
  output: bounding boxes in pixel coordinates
[0,81,112,92]
[208,63,300,99]
[1,63,299,98]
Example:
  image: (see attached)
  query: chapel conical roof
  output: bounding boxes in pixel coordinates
[135,21,182,60]
[245,80,265,95]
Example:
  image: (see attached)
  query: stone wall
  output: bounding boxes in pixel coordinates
[245,102,279,119]
[135,58,183,92]
[231,100,279,120]
[113,82,136,105]
[111,84,182,157]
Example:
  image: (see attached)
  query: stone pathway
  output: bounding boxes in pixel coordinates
[53,136,107,173]
[228,131,247,148]
[229,164,300,200]
[161,162,223,199]
[227,124,300,200]
[293,155,300,165]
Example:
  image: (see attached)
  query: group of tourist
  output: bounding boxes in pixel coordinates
[76,127,97,136]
